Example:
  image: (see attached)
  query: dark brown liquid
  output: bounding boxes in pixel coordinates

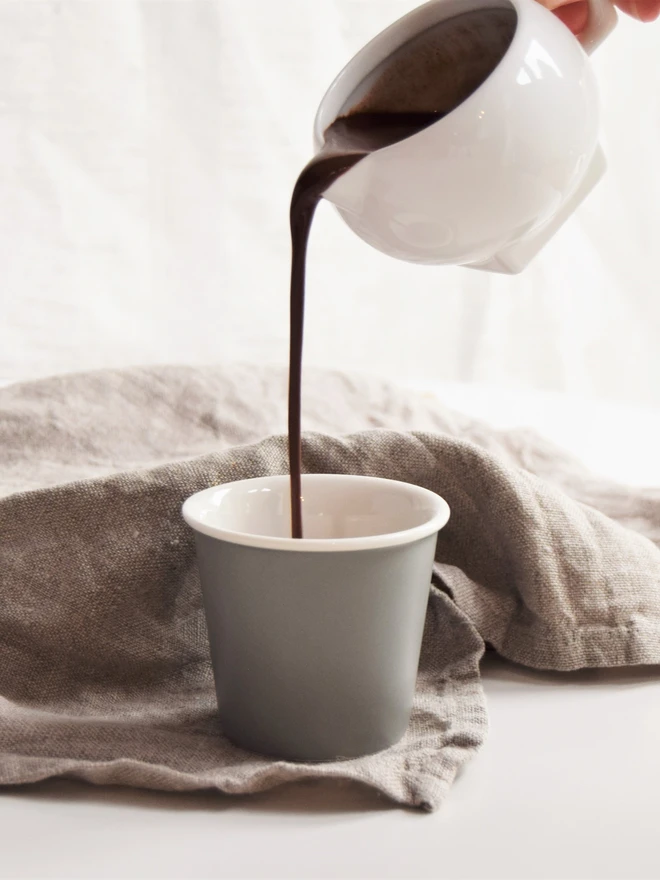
[287,8,517,537]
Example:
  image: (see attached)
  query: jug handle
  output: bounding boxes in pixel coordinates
[467,145,607,275]
[467,0,616,274]
[579,0,618,53]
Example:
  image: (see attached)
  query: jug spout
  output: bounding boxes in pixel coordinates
[320,167,360,215]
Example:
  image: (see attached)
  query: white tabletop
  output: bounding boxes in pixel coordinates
[3,656,660,880]
[2,384,660,880]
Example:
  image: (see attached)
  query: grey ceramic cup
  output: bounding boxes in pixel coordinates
[182,474,450,762]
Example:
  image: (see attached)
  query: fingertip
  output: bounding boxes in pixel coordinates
[616,0,660,21]
[552,0,590,34]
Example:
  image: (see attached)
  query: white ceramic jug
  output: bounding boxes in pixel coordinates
[313,0,617,273]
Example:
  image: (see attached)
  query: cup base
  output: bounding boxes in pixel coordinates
[220,715,410,763]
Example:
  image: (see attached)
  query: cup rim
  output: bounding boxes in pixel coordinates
[182,473,450,552]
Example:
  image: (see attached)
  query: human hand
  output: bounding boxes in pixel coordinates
[539,0,660,35]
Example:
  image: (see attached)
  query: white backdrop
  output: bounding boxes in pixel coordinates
[1,0,659,406]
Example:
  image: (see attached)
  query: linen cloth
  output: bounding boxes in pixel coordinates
[1,365,659,810]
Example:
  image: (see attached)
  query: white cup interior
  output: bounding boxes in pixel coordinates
[182,474,450,552]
